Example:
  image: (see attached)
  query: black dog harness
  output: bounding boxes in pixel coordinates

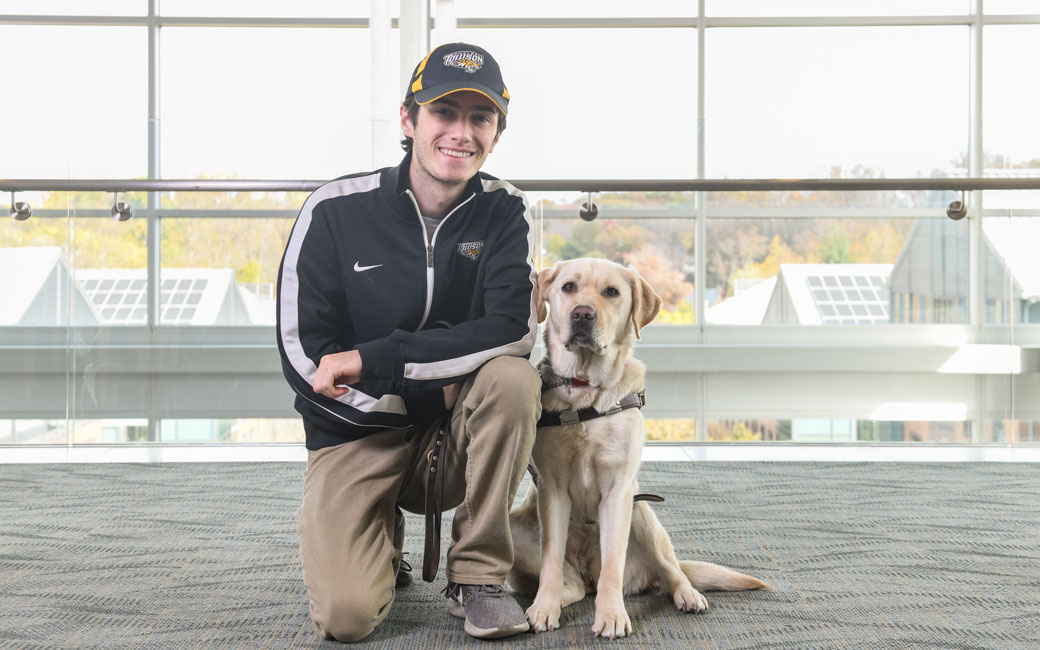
[537,362,647,428]
[537,390,647,427]
[537,360,647,428]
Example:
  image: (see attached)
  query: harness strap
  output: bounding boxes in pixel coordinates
[536,390,646,428]
[634,493,665,503]
[574,494,666,524]
[526,465,665,524]
[542,376,590,390]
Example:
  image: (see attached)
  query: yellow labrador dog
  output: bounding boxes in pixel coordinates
[507,258,768,639]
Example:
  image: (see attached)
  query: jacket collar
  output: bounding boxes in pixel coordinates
[382,151,485,220]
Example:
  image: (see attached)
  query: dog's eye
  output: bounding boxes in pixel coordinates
[604,286,620,297]
[561,281,576,293]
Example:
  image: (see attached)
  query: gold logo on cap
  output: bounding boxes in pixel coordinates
[443,50,484,74]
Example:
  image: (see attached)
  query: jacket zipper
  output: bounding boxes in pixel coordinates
[405,189,476,332]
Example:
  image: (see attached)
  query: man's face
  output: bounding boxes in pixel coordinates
[401,90,502,189]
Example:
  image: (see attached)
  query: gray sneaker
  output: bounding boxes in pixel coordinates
[444,582,530,639]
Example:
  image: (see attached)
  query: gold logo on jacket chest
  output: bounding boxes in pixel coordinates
[457,241,485,261]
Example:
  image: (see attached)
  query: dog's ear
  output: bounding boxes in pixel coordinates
[536,264,560,324]
[628,268,662,339]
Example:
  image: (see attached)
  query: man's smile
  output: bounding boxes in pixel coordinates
[439,147,474,158]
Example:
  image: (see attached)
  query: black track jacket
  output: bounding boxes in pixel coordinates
[276,152,539,449]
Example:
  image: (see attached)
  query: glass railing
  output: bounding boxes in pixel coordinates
[1,177,1037,454]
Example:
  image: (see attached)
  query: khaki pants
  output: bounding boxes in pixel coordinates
[298,355,540,642]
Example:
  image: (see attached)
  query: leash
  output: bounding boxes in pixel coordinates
[420,320,457,582]
[422,415,449,582]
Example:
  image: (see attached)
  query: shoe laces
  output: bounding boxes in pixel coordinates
[443,582,507,603]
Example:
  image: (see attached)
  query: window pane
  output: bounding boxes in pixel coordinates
[0,191,148,327]
[707,419,982,443]
[0,197,70,442]
[533,192,696,323]
[709,420,792,442]
[645,419,698,442]
[1000,420,1040,444]
[72,419,149,444]
[704,373,997,442]
[160,0,367,17]
[706,27,967,179]
[984,1,1040,13]
[706,0,969,16]
[461,28,697,179]
[705,216,967,325]
[160,215,295,326]
[65,195,151,437]
[161,27,374,179]
[981,216,1040,325]
[158,418,304,443]
[0,1,143,15]
[0,26,148,178]
[0,420,68,444]
[984,26,1040,177]
[0,195,72,327]
[71,195,149,327]
[455,0,694,17]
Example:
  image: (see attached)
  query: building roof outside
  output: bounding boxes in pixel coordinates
[0,246,64,325]
[76,268,252,325]
[0,247,101,326]
[1,247,257,326]
[776,264,894,325]
[707,264,893,326]
[705,277,776,325]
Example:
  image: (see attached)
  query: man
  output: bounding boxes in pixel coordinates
[276,43,540,642]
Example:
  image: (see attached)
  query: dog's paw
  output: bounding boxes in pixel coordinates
[673,585,708,613]
[591,604,632,639]
[526,600,562,633]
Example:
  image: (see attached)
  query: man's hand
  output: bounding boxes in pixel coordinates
[443,382,462,410]
[313,350,363,399]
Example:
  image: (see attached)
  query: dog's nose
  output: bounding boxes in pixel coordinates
[570,306,596,323]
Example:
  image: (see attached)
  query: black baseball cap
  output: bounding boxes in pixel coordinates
[405,43,510,116]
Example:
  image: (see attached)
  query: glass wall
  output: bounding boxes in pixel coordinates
[462,27,699,180]
[0,25,147,179]
[160,27,373,179]
[1,2,1037,453]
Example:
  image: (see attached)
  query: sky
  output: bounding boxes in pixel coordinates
[1,2,1039,183]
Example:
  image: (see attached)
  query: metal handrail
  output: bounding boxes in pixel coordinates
[4,177,1040,193]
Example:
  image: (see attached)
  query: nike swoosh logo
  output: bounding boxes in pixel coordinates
[353,262,383,272]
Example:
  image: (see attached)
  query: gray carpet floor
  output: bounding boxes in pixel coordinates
[0,461,1038,649]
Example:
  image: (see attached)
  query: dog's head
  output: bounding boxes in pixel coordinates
[536,258,663,354]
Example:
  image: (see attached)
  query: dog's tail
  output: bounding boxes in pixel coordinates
[680,561,771,592]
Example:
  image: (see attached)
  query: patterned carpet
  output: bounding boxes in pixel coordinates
[0,461,1038,649]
